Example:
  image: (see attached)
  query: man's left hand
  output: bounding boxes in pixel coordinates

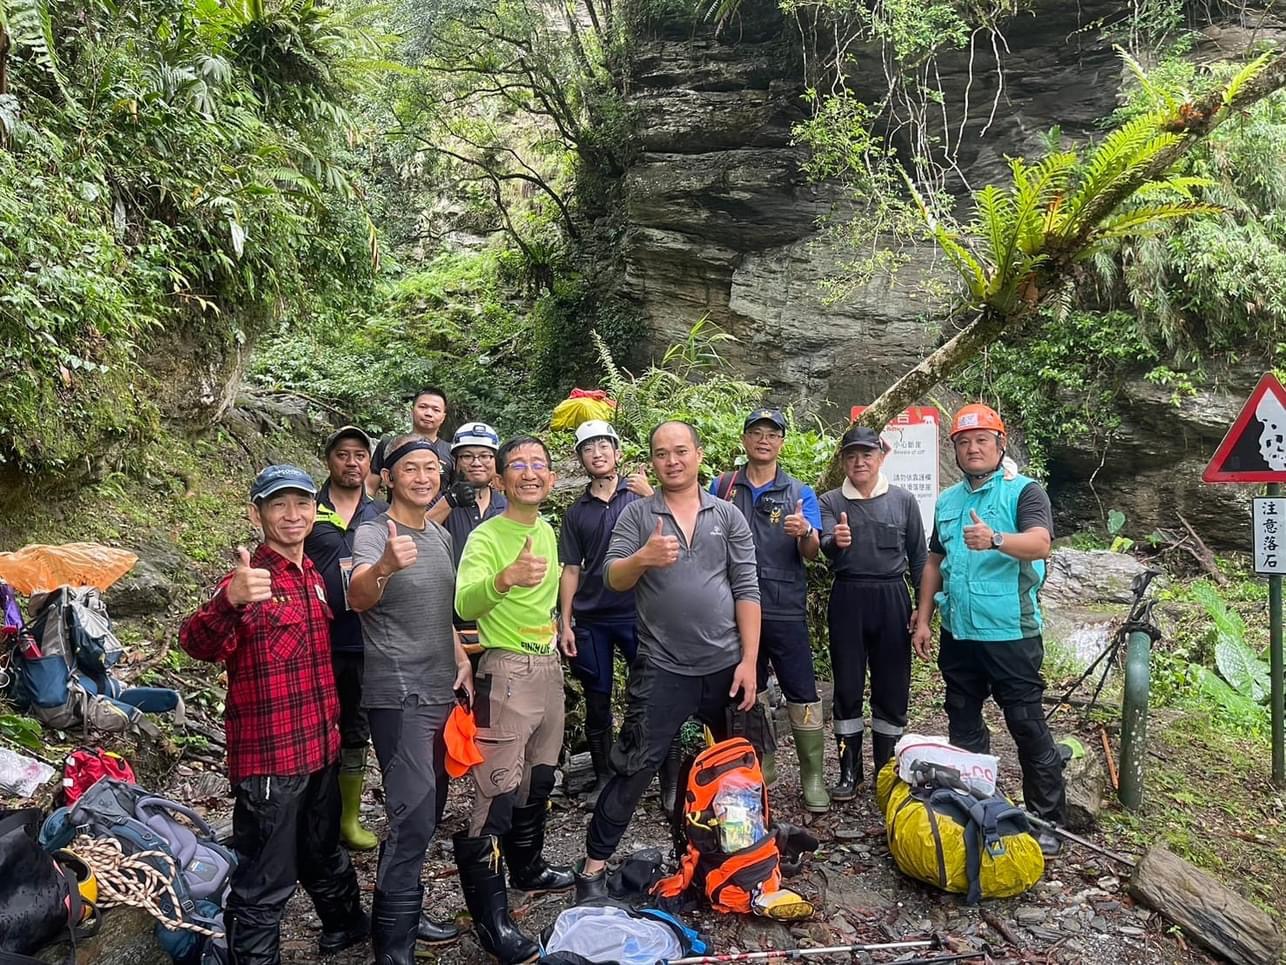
[963,509,995,551]
[730,659,757,711]
[782,499,811,538]
[453,661,475,706]
[625,466,653,497]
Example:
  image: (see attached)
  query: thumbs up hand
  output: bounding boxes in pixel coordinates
[963,509,995,551]
[638,517,680,569]
[783,498,812,538]
[226,546,273,607]
[499,536,549,591]
[625,465,654,498]
[833,511,852,549]
[380,518,419,573]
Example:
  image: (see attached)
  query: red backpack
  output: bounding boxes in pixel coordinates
[61,748,135,805]
[653,738,809,918]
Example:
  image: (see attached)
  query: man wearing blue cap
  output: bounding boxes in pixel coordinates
[711,408,829,814]
[179,465,365,964]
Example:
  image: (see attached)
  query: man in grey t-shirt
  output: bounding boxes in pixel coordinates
[573,420,765,901]
[348,434,472,959]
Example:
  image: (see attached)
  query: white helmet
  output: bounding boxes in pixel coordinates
[451,422,500,453]
[575,420,620,451]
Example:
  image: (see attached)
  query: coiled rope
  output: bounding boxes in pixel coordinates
[71,834,224,940]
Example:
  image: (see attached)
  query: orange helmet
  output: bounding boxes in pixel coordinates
[444,704,485,778]
[950,404,1006,438]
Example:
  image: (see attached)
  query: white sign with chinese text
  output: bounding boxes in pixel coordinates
[1254,497,1286,575]
[851,406,940,538]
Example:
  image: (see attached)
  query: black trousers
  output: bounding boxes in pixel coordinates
[586,659,738,861]
[757,618,819,703]
[331,651,370,752]
[827,578,912,737]
[937,629,1067,823]
[226,763,361,963]
[368,695,452,893]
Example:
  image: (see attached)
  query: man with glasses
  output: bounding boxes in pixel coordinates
[452,436,574,963]
[818,426,925,800]
[438,423,506,651]
[557,420,652,809]
[710,408,829,814]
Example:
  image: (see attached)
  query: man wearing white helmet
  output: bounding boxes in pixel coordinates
[438,423,507,654]
[558,420,652,808]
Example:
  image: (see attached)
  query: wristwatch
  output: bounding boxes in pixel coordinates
[991,531,1006,550]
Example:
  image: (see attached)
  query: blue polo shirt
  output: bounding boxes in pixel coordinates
[304,482,388,653]
[559,478,640,623]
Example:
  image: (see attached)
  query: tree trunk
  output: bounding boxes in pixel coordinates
[816,48,1286,492]
[1,26,10,97]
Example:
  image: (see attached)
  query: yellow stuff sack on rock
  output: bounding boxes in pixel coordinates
[878,761,1044,904]
[551,392,615,430]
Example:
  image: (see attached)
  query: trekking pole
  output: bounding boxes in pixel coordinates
[1022,810,1136,868]
[668,939,937,964]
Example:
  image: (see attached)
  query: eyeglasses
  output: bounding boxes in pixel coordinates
[460,452,495,464]
[746,429,783,441]
[580,440,615,454]
[506,461,549,474]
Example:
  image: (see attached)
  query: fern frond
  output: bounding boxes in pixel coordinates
[0,0,68,96]
[1131,175,1214,201]
[1116,45,1177,111]
[974,185,1012,283]
[933,225,989,299]
[1223,50,1274,107]
[1088,202,1221,243]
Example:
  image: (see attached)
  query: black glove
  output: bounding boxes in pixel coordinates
[445,481,477,509]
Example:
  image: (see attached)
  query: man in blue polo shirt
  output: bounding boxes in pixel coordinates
[558,421,652,808]
[712,407,828,813]
[304,425,388,853]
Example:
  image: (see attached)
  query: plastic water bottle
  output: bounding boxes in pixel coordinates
[0,744,55,798]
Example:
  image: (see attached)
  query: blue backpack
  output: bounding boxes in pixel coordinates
[42,779,235,964]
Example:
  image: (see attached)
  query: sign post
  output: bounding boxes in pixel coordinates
[850,406,940,538]
[1204,373,1286,787]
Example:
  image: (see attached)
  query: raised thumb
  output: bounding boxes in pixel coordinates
[970,509,983,524]
[795,499,804,514]
[236,546,252,568]
[522,536,533,554]
[653,517,665,536]
[387,519,398,539]
[839,512,848,526]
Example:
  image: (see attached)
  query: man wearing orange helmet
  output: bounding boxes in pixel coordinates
[910,404,1066,855]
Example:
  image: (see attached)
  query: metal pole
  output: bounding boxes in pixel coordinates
[1270,483,1285,788]
[1118,624,1151,809]
[669,940,937,964]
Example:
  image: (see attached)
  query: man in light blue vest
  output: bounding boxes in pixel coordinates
[911,404,1065,855]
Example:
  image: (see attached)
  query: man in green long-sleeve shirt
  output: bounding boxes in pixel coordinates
[451,434,573,964]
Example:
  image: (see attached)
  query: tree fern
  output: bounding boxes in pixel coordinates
[0,0,70,100]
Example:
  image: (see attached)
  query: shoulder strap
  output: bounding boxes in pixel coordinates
[136,796,217,837]
[716,471,739,501]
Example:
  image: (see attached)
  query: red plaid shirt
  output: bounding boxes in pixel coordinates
[179,546,340,783]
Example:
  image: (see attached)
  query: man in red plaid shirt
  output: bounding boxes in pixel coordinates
[180,464,366,964]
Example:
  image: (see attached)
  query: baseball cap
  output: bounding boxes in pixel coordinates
[840,426,885,451]
[323,425,372,455]
[250,464,317,502]
[451,422,500,453]
[743,407,787,434]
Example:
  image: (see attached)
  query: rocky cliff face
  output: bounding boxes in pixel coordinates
[619,2,1270,545]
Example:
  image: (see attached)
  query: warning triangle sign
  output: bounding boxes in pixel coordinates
[1203,373,1286,483]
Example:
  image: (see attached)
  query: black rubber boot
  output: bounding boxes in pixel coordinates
[318,910,368,956]
[657,736,683,816]
[226,909,280,965]
[582,724,614,810]
[371,889,420,965]
[573,858,609,905]
[831,733,862,802]
[502,802,575,893]
[871,733,898,779]
[417,913,461,945]
[454,833,540,964]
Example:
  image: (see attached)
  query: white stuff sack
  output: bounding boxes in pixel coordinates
[895,734,1000,797]
[543,905,682,964]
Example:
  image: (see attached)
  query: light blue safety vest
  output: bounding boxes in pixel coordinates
[933,472,1045,641]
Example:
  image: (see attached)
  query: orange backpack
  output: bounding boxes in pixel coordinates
[652,738,788,915]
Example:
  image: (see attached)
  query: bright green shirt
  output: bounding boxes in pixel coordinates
[455,513,559,655]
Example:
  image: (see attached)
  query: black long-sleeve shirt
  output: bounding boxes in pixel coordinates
[819,484,927,590]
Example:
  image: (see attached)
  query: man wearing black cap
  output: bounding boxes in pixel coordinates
[818,427,926,800]
[179,465,365,963]
[710,408,828,814]
[304,426,388,853]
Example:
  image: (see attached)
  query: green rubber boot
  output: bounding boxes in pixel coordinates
[758,693,778,787]
[787,701,830,814]
[339,749,378,852]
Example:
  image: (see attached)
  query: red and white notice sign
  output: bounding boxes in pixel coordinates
[850,406,940,538]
